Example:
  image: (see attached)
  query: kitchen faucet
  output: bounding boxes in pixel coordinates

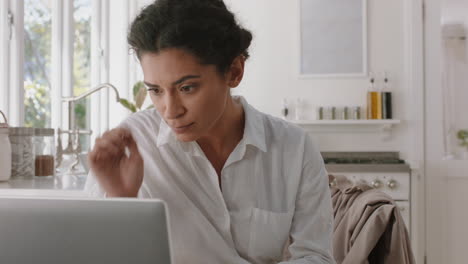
[57,83,120,175]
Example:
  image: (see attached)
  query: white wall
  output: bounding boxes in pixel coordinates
[223,0,412,157]
[442,0,468,24]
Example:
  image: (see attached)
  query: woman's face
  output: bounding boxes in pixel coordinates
[140,48,236,142]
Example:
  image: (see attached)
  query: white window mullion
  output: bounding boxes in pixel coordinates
[109,0,133,129]
[90,0,137,145]
[8,0,24,127]
[100,0,110,133]
[128,0,141,97]
[0,0,10,119]
[51,0,63,131]
[62,0,74,132]
[90,0,102,145]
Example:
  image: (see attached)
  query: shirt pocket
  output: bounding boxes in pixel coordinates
[248,207,294,261]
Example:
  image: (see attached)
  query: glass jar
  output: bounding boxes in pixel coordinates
[352,106,361,120]
[0,110,11,181]
[316,106,324,120]
[34,128,55,177]
[342,107,349,120]
[9,127,35,179]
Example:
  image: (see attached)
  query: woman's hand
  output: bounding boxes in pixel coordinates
[88,128,144,197]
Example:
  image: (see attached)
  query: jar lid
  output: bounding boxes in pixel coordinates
[8,127,35,136]
[34,128,55,136]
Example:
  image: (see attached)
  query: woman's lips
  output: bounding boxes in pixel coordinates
[172,122,194,134]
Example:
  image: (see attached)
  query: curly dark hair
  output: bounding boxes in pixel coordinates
[127,0,253,74]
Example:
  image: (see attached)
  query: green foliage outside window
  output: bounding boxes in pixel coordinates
[24,0,51,128]
[24,0,90,135]
[458,130,468,148]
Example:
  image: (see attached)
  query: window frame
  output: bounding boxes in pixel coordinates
[1,0,25,127]
[2,0,139,149]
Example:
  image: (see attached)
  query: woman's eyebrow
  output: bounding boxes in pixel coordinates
[173,75,201,85]
[144,75,201,89]
[144,81,159,88]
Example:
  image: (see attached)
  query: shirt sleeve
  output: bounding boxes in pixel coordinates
[278,136,335,264]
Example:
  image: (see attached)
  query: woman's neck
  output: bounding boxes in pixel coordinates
[197,96,245,158]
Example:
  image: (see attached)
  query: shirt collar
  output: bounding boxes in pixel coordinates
[155,96,267,154]
[156,118,176,148]
[238,96,267,153]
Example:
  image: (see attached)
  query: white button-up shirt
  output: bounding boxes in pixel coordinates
[85,97,335,264]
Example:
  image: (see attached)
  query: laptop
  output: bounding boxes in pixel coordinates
[0,196,172,264]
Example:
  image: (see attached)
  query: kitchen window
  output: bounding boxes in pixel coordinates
[2,0,92,149]
[1,0,140,151]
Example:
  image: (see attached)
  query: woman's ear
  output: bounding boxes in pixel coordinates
[226,55,245,88]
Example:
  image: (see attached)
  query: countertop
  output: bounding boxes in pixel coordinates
[0,163,413,197]
[0,175,87,197]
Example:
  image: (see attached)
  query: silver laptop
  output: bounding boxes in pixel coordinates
[0,197,172,264]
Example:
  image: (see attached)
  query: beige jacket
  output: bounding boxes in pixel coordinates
[330,175,415,264]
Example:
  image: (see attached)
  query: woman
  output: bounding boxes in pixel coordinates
[85,0,335,263]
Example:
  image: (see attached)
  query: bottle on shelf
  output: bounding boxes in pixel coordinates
[381,71,393,119]
[367,72,380,119]
[281,98,289,120]
[376,72,383,120]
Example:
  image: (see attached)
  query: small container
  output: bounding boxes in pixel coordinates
[295,98,305,120]
[323,107,334,120]
[340,107,348,120]
[317,107,324,120]
[9,127,35,179]
[0,110,11,182]
[331,107,336,120]
[352,106,361,120]
[34,128,55,177]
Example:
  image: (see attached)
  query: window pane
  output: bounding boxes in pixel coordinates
[73,0,91,151]
[24,0,52,128]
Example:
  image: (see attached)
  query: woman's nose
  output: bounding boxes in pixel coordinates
[164,95,185,120]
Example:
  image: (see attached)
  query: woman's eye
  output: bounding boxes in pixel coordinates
[180,85,195,93]
[149,88,162,95]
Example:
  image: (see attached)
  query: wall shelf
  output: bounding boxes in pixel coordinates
[291,119,401,137]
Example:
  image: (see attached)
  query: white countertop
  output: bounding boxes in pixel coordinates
[0,175,87,197]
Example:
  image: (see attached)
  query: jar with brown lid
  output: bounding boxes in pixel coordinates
[34,128,55,177]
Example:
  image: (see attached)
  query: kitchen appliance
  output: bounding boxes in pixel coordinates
[324,152,412,233]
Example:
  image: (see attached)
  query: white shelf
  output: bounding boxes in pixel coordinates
[290,119,401,137]
[291,119,401,125]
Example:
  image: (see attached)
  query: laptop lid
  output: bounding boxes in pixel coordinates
[0,197,172,264]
